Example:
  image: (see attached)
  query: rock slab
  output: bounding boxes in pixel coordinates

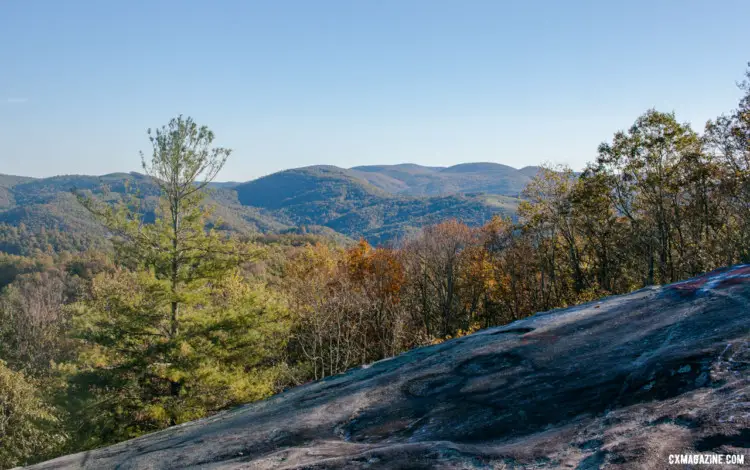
[27,265,750,469]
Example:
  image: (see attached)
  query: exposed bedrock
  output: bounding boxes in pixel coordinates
[27,265,750,469]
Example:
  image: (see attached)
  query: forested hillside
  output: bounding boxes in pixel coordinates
[349,162,536,196]
[1,65,749,469]
[0,172,289,256]
[233,165,518,244]
[0,163,523,254]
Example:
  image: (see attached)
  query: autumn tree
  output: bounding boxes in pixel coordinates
[518,166,586,307]
[0,269,74,376]
[401,220,476,338]
[344,240,408,357]
[283,243,366,380]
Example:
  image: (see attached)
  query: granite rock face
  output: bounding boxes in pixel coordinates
[27,265,750,469]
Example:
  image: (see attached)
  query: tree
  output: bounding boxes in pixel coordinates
[139,116,231,343]
[519,166,584,306]
[0,270,74,376]
[705,64,750,262]
[77,115,237,388]
[401,220,476,338]
[344,241,408,358]
[0,360,65,468]
[283,243,365,380]
[69,116,284,448]
[570,167,631,293]
[595,110,703,285]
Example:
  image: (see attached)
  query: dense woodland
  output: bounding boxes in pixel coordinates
[0,65,749,468]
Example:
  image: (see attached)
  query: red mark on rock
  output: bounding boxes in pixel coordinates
[669,265,750,296]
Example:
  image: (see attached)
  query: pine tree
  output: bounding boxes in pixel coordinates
[69,116,288,448]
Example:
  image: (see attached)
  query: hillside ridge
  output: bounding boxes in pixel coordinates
[0,163,528,250]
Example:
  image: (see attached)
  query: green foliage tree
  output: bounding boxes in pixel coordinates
[705,64,750,261]
[518,166,583,307]
[571,167,633,293]
[0,360,65,469]
[68,116,288,449]
[594,110,705,285]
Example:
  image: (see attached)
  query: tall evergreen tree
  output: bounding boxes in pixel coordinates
[69,117,288,448]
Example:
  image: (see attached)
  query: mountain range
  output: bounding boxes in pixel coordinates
[0,162,542,253]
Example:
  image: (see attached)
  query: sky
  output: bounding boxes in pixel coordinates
[1,0,749,181]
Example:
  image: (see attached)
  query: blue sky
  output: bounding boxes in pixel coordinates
[1,0,749,181]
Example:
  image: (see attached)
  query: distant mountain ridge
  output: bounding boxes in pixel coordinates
[348,162,541,197]
[233,165,520,244]
[0,162,535,252]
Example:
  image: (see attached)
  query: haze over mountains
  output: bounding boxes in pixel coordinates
[0,162,538,252]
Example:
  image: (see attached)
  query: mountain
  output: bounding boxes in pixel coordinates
[518,165,544,178]
[0,174,34,210]
[0,174,159,253]
[234,165,518,244]
[350,162,533,197]
[0,163,528,253]
[235,165,392,210]
[0,172,291,254]
[27,264,750,469]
